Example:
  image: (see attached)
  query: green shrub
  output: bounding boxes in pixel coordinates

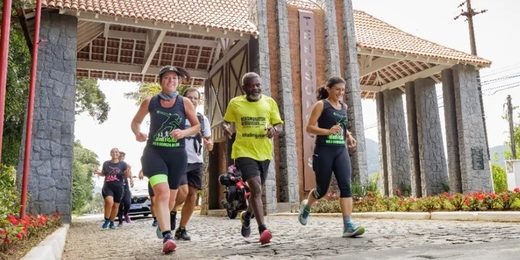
[0,165,20,218]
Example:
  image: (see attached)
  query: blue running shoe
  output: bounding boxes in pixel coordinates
[298,199,310,226]
[102,219,110,230]
[156,226,164,239]
[343,222,365,237]
[109,221,116,229]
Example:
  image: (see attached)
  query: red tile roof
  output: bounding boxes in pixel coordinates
[42,0,258,35]
[42,0,491,66]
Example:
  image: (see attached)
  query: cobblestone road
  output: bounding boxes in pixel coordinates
[63,213,520,259]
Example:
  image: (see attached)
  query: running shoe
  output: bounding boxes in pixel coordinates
[239,211,251,238]
[259,230,272,245]
[117,221,123,227]
[125,214,132,223]
[102,219,110,229]
[152,218,158,227]
[109,221,116,229]
[156,226,163,239]
[298,199,310,226]
[342,223,365,238]
[175,227,191,241]
[162,236,176,254]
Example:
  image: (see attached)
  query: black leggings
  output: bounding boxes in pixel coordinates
[312,145,352,198]
[118,187,132,219]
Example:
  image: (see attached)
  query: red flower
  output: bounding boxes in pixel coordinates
[8,215,19,225]
[503,195,508,200]
[17,233,23,240]
[514,187,519,193]
[465,199,470,205]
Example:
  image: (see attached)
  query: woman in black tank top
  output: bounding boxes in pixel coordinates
[130,66,201,254]
[297,76,365,238]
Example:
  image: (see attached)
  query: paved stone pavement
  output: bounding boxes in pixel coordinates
[64,213,520,259]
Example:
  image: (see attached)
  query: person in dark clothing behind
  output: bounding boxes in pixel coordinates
[117,151,134,227]
[95,148,130,229]
[297,76,365,238]
[131,65,200,254]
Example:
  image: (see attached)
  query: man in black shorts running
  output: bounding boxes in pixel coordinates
[223,72,284,244]
[170,87,213,240]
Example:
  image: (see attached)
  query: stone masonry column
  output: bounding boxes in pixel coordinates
[413,78,449,196]
[383,89,411,195]
[451,65,493,193]
[275,0,300,206]
[405,82,422,197]
[249,0,277,214]
[323,0,341,78]
[441,69,463,193]
[376,92,389,196]
[340,0,368,183]
[17,11,77,223]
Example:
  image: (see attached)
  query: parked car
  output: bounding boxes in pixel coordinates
[127,178,152,217]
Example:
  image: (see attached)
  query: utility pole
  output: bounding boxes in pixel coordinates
[507,95,517,159]
[454,0,490,159]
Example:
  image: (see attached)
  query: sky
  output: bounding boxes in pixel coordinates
[75,0,520,187]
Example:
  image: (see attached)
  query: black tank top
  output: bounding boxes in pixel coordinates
[147,95,186,148]
[315,100,348,146]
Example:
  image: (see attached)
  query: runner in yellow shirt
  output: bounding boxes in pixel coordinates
[223,72,283,245]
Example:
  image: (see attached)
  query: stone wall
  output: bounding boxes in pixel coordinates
[413,78,449,196]
[405,82,422,197]
[338,0,368,183]
[249,0,277,214]
[382,89,411,195]
[451,65,493,193]
[441,69,463,193]
[273,0,299,205]
[323,0,341,78]
[376,93,389,195]
[17,11,78,223]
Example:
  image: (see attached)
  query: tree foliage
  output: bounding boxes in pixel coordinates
[72,140,99,213]
[491,152,508,193]
[124,82,192,106]
[75,78,110,124]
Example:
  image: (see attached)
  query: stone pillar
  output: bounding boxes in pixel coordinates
[340,0,368,183]
[405,82,422,197]
[17,11,77,223]
[200,80,211,215]
[441,69,463,193]
[249,0,277,214]
[413,78,449,196]
[275,0,299,206]
[323,0,341,78]
[376,92,389,196]
[451,65,493,193]
[383,89,411,195]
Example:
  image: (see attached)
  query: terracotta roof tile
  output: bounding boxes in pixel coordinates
[42,0,258,35]
[42,0,491,66]
[353,10,491,66]
[287,0,490,66]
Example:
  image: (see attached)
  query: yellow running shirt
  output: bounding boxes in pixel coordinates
[223,95,284,161]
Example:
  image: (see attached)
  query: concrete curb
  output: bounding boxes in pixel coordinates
[270,212,520,222]
[21,224,70,260]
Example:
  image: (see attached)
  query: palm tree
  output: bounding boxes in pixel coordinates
[124,82,192,106]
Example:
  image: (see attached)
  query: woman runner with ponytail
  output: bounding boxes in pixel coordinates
[297,76,365,238]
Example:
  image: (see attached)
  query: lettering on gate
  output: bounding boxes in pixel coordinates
[299,10,317,191]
